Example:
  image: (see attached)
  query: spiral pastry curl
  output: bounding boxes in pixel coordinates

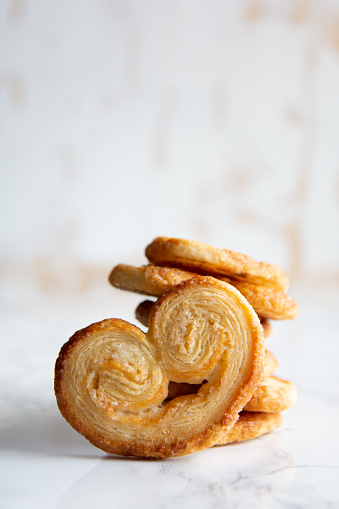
[55,277,264,458]
[135,299,273,338]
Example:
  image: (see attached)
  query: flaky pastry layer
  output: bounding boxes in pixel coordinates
[162,348,278,403]
[244,376,297,413]
[55,277,264,458]
[145,237,289,291]
[215,411,282,445]
[111,264,297,320]
[135,299,273,338]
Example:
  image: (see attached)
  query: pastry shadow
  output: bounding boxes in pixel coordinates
[0,407,100,459]
[0,407,163,461]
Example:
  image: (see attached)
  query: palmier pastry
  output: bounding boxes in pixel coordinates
[244,376,297,413]
[111,264,297,320]
[145,237,289,291]
[215,411,282,445]
[135,299,273,338]
[109,264,195,296]
[222,280,298,320]
[55,277,264,459]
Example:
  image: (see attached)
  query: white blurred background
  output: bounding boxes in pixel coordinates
[1,0,339,307]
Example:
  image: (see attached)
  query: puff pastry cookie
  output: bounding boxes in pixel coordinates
[55,277,264,458]
[109,264,195,297]
[244,376,297,413]
[215,411,282,445]
[145,237,289,291]
[110,264,297,320]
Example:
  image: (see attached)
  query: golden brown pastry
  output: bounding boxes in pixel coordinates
[163,348,278,401]
[135,299,274,340]
[109,264,195,296]
[55,277,264,459]
[244,376,297,413]
[215,411,282,445]
[111,264,297,320]
[145,237,289,291]
[222,280,298,320]
[164,366,296,415]
[264,349,278,376]
[263,348,278,377]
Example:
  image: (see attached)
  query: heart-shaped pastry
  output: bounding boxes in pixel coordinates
[55,277,264,458]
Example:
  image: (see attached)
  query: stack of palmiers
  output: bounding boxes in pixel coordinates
[55,237,297,459]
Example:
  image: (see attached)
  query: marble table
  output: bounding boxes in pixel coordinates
[1,282,338,508]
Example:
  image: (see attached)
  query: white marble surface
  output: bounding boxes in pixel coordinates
[1,280,339,509]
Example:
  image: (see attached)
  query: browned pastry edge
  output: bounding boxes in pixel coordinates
[111,264,297,320]
[163,348,278,402]
[54,319,171,459]
[263,349,278,376]
[109,264,196,296]
[244,376,297,413]
[215,411,282,445]
[224,280,298,320]
[145,237,289,291]
[55,277,265,459]
[135,299,274,339]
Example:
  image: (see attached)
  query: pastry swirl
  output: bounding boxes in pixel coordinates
[135,299,273,339]
[55,277,264,458]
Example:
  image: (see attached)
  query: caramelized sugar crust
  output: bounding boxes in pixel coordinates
[55,277,265,458]
[145,237,289,291]
[111,264,297,320]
